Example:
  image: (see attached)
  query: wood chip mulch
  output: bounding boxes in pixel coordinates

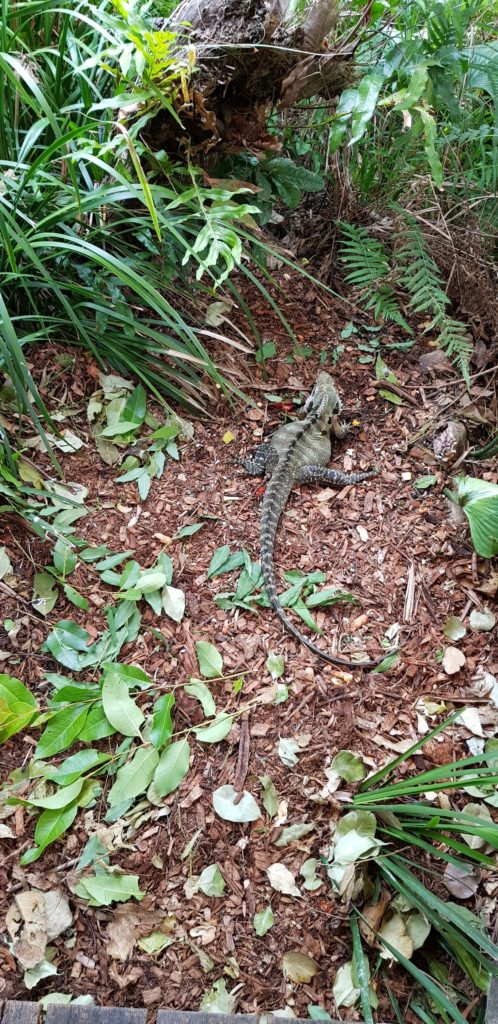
[0,270,497,1020]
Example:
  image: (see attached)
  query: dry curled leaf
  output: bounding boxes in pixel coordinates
[442,646,466,675]
[282,951,319,983]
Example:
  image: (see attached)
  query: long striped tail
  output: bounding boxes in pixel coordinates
[260,478,390,671]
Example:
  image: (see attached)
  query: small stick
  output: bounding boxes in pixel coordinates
[233,713,250,797]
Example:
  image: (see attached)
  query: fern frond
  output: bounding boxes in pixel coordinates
[432,314,473,385]
[396,226,449,317]
[339,223,390,287]
[364,286,412,332]
[395,218,472,385]
[338,222,411,330]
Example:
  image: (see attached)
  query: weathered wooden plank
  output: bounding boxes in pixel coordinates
[1,1003,39,1024]
[158,1015,257,1024]
[45,1007,147,1024]
[487,978,498,1024]
[158,1015,313,1024]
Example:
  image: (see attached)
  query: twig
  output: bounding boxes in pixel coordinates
[233,713,250,796]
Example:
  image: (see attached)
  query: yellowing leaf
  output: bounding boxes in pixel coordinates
[283,951,319,983]
[223,431,235,444]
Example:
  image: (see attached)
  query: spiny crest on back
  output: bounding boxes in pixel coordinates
[303,372,342,420]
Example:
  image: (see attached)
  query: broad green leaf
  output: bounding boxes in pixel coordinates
[306,587,355,608]
[416,105,443,186]
[108,745,160,806]
[350,73,385,146]
[451,476,498,558]
[137,932,174,955]
[161,585,185,622]
[414,475,437,490]
[207,545,231,578]
[75,872,144,906]
[196,863,225,897]
[259,775,279,817]
[21,802,79,863]
[94,551,134,571]
[176,523,204,538]
[79,704,117,742]
[101,662,152,688]
[274,822,316,847]
[200,978,237,1015]
[266,651,285,678]
[156,551,174,585]
[43,620,99,670]
[79,546,111,562]
[101,420,142,437]
[53,538,77,577]
[444,616,467,641]
[301,857,322,891]
[102,673,145,737]
[283,951,319,983]
[32,572,58,616]
[254,907,274,936]
[195,640,223,679]
[332,751,367,783]
[308,1006,332,1020]
[0,674,38,742]
[150,692,175,748]
[122,384,146,427]
[46,749,111,786]
[24,960,58,990]
[35,704,89,758]
[193,713,233,744]
[213,784,261,822]
[22,777,85,809]
[132,571,167,594]
[333,962,360,1008]
[184,679,216,717]
[63,584,89,611]
[154,738,190,796]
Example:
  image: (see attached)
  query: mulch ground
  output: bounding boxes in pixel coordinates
[0,270,497,1019]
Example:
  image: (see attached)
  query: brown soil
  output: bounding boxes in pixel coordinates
[1,272,497,1019]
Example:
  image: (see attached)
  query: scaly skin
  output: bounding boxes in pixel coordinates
[240,373,389,670]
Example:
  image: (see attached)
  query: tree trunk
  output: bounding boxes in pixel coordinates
[151,0,356,159]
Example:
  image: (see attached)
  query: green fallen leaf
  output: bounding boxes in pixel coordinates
[185,679,216,717]
[75,872,144,906]
[154,738,190,797]
[102,672,145,737]
[108,745,160,806]
[254,907,274,936]
[195,640,223,679]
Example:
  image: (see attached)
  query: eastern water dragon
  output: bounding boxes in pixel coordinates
[239,372,391,669]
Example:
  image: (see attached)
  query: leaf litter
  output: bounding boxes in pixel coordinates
[0,277,497,1019]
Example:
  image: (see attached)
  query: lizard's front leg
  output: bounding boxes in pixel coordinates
[238,443,278,476]
[295,465,377,485]
[330,413,351,440]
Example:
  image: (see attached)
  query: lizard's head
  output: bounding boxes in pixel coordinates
[304,372,342,418]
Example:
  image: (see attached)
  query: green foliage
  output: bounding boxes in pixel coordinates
[327,0,498,197]
[338,219,473,381]
[445,475,498,557]
[212,154,324,225]
[338,224,411,331]
[326,713,498,1021]
[0,0,286,436]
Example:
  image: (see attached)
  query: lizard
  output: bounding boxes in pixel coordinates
[239,372,390,670]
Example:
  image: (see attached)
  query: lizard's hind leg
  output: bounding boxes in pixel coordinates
[296,466,377,485]
[239,443,278,476]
